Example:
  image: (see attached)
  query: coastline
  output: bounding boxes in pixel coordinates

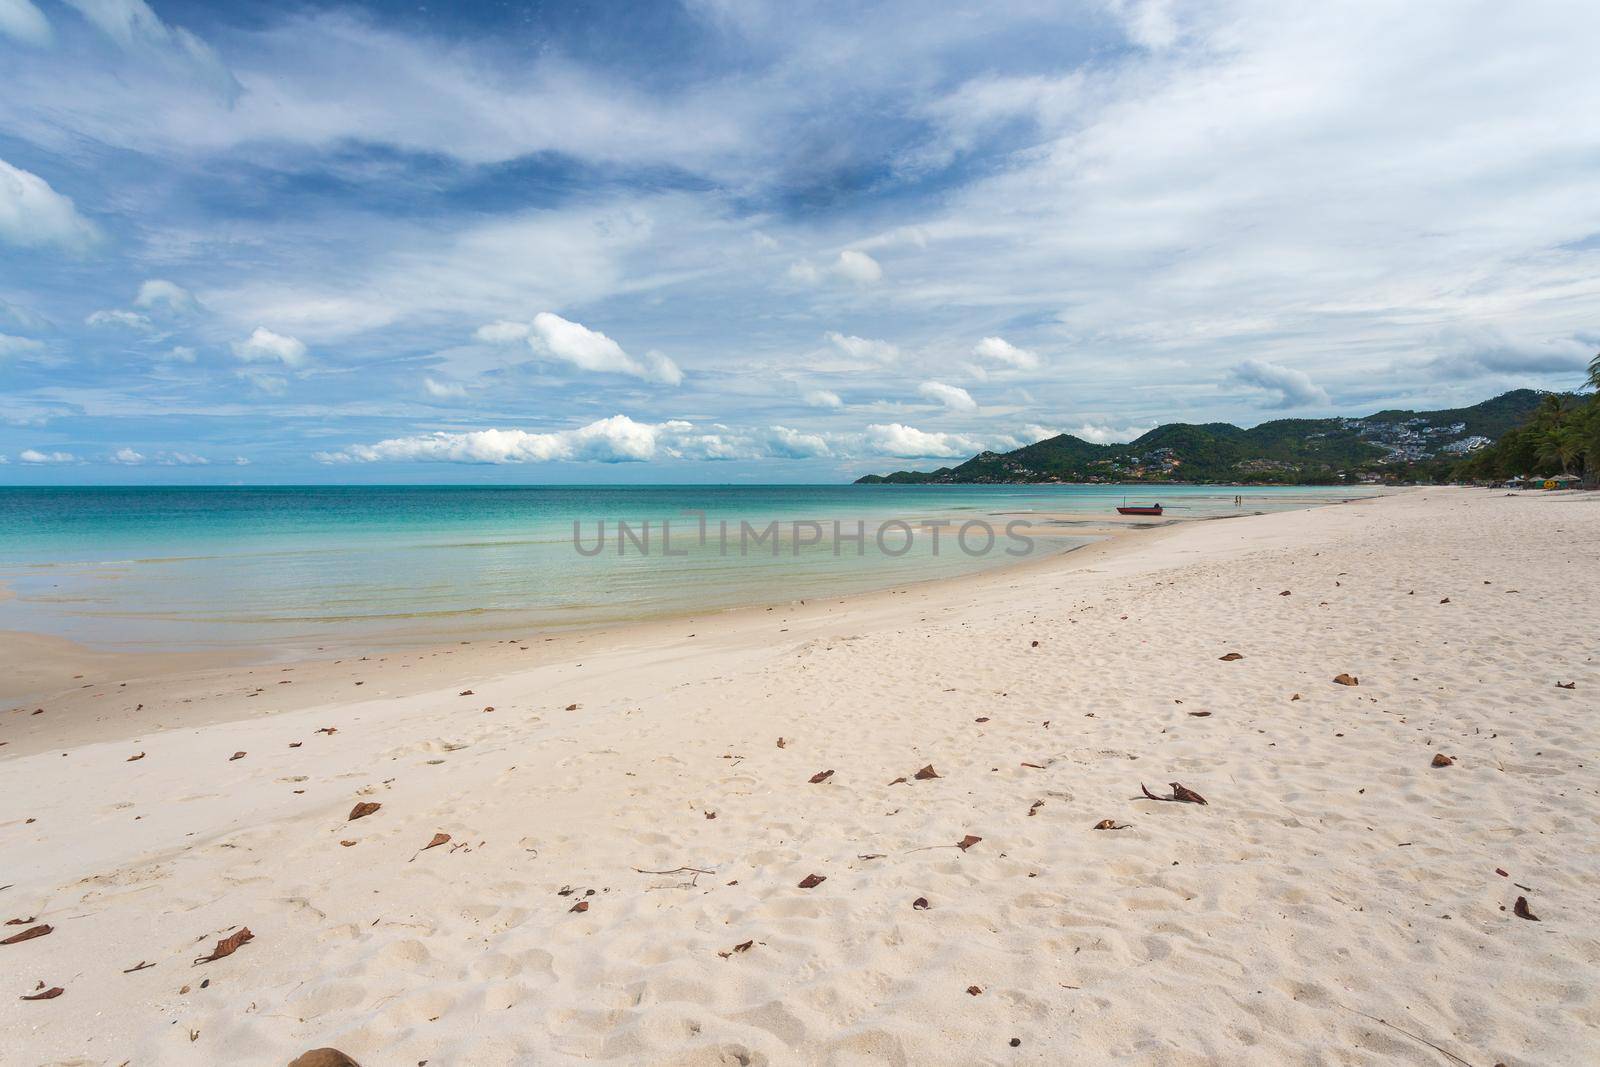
[4,487,1594,1065]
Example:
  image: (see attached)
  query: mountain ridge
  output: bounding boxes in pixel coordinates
[855,389,1568,485]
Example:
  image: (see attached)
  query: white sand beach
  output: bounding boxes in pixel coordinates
[2,488,1596,1066]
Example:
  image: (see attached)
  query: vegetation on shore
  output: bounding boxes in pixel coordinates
[857,383,1600,486]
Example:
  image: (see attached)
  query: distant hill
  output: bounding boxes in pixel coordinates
[854,389,1570,485]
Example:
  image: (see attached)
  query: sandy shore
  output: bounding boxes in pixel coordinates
[2,488,1596,1065]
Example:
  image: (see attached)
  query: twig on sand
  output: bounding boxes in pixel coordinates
[1337,1004,1477,1067]
[632,866,716,876]
[633,865,717,889]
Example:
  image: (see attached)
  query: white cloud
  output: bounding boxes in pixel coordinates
[134,278,196,313]
[319,415,843,465]
[20,448,75,463]
[483,312,684,385]
[1101,0,1180,51]
[791,250,884,286]
[86,308,154,331]
[61,0,237,95]
[241,371,287,395]
[162,345,197,363]
[972,336,1040,370]
[1228,359,1330,408]
[158,450,208,465]
[824,332,900,363]
[803,388,843,409]
[832,250,882,284]
[917,380,977,412]
[231,327,308,366]
[423,377,468,399]
[473,320,532,344]
[0,159,100,251]
[0,332,45,356]
[111,447,144,464]
[1070,422,1153,444]
[0,0,51,47]
[861,423,984,458]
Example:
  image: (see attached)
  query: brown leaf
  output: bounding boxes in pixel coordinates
[956,835,982,851]
[20,986,63,1001]
[1290,693,1302,701]
[289,742,303,748]
[1332,673,1359,686]
[1141,782,1207,805]
[1020,761,1045,769]
[339,839,356,847]
[887,776,907,785]
[966,985,983,995]
[4,916,35,925]
[569,901,589,913]
[797,873,827,888]
[564,703,578,710]
[1187,711,1212,717]
[348,801,381,821]
[193,927,253,965]
[808,769,834,784]
[704,811,717,820]
[1092,819,1130,830]
[1,924,52,945]
[912,897,930,910]
[733,939,753,953]
[459,690,474,696]
[1513,896,1540,921]
[315,727,338,735]
[1431,753,1454,767]
[122,961,155,973]
[1440,597,1451,604]
[1218,652,1244,661]
[228,751,247,761]
[776,737,786,748]
[974,716,990,723]
[1028,800,1043,816]
[1556,681,1576,690]
[913,765,940,780]
[1278,590,1291,596]
[126,752,145,762]
[1030,640,1039,647]
[421,832,450,851]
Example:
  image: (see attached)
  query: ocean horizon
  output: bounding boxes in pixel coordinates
[0,483,1378,655]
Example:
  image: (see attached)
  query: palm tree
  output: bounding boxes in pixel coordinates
[1539,426,1585,474]
[1537,393,1573,428]
[1589,350,1600,392]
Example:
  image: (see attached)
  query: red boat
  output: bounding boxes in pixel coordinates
[1116,504,1163,516]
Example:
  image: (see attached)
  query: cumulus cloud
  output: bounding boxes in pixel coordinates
[134,278,196,313]
[803,388,843,409]
[824,332,899,364]
[0,159,100,251]
[111,447,144,464]
[318,415,832,465]
[972,336,1040,370]
[231,327,308,366]
[478,313,683,385]
[1228,359,1330,408]
[791,250,883,286]
[1070,422,1154,444]
[423,377,468,399]
[20,448,75,463]
[917,380,977,412]
[0,0,51,46]
[85,308,154,331]
[861,423,984,458]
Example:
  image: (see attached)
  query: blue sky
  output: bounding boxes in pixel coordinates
[2,0,1597,484]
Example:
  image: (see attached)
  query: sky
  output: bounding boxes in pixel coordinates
[1,0,1597,484]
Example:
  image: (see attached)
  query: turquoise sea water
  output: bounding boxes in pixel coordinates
[0,485,1378,654]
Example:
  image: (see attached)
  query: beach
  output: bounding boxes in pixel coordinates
[2,486,1596,1065]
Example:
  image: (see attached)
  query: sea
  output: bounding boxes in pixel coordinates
[0,484,1379,654]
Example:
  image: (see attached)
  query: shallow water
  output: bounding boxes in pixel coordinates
[0,484,1379,653]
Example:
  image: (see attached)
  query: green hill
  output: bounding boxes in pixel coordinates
[854,389,1566,485]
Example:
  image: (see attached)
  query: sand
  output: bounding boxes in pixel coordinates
[1,487,1596,1066]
